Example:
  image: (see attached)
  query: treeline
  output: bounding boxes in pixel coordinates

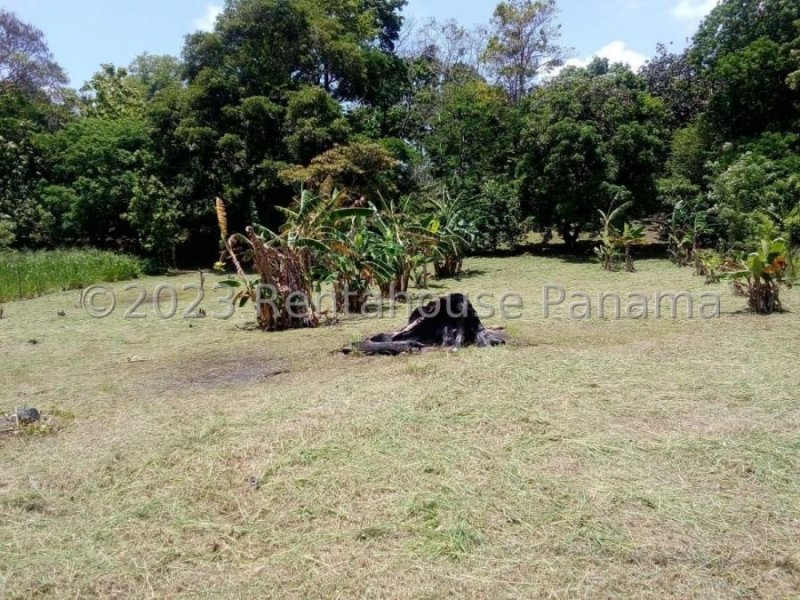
[0,0,798,266]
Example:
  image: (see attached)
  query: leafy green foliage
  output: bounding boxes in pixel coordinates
[34,115,151,247]
[688,0,800,142]
[471,178,525,252]
[710,134,800,248]
[518,64,667,246]
[426,189,477,279]
[283,86,351,164]
[722,238,792,314]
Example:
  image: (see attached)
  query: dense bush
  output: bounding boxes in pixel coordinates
[710,135,800,248]
[470,179,525,252]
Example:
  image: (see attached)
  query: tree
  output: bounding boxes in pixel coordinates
[279,141,399,201]
[418,79,513,188]
[178,0,409,237]
[35,116,151,248]
[705,37,797,140]
[483,0,566,103]
[640,44,707,129]
[687,0,800,141]
[81,64,146,119]
[518,65,667,247]
[297,0,407,97]
[128,53,184,99]
[405,19,488,84]
[689,0,799,71]
[0,11,71,248]
[0,10,67,95]
[710,133,800,248]
[283,86,350,164]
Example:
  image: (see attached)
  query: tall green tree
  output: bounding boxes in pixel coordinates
[518,62,667,246]
[0,10,72,247]
[483,0,566,104]
[688,0,800,140]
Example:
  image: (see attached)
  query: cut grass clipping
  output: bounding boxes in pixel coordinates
[1,256,799,598]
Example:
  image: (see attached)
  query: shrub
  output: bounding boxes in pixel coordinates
[470,179,524,252]
[595,202,645,272]
[722,238,792,314]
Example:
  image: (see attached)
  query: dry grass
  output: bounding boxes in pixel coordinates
[1,256,799,598]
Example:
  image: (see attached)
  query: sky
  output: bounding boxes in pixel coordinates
[1,0,719,88]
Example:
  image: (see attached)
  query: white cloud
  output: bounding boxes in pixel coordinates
[194,5,223,32]
[673,0,718,21]
[544,41,649,79]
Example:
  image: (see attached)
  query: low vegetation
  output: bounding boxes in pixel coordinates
[0,249,141,302]
[217,188,476,328]
[723,238,793,314]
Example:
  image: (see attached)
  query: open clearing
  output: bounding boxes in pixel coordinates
[1,255,799,598]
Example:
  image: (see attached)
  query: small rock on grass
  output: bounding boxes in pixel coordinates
[16,408,41,425]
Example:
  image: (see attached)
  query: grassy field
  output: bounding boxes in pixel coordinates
[1,255,799,598]
[0,249,142,303]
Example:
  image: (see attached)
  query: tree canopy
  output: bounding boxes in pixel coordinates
[0,0,797,264]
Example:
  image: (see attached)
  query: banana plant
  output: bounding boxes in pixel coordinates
[595,201,632,271]
[723,238,792,314]
[618,223,646,272]
[426,188,478,279]
[371,195,436,296]
[668,199,712,268]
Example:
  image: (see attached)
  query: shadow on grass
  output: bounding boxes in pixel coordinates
[435,268,488,283]
[474,240,670,264]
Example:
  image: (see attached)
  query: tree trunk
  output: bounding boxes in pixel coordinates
[560,225,579,250]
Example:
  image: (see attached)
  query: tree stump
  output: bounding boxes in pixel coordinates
[345,294,505,356]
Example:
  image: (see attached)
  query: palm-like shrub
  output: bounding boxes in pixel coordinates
[668,199,712,267]
[723,238,792,314]
[596,202,627,271]
[372,196,437,296]
[618,223,646,272]
[596,201,646,272]
[427,189,477,279]
[321,220,394,312]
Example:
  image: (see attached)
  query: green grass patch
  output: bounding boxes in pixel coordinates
[0,249,142,302]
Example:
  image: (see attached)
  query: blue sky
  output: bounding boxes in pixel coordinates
[3,0,718,88]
